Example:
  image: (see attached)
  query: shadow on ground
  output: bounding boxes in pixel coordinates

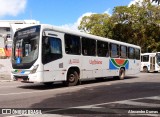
[28,81,160,116]
[18,76,138,90]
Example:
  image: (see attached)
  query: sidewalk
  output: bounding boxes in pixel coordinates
[0,59,12,81]
[0,74,11,81]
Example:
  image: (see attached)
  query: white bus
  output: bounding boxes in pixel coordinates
[141,52,160,72]
[11,24,141,86]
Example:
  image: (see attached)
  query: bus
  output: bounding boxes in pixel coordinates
[141,52,160,72]
[11,24,141,86]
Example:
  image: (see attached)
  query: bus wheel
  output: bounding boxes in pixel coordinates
[143,67,148,73]
[66,70,79,86]
[119,68,125,80]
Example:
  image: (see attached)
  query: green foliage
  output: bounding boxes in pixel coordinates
[78,0,160,53]
[78,13,113,38]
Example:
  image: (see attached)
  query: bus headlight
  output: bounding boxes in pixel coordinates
[30,65,39,74]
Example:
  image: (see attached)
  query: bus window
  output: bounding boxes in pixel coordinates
[42,37,62,64]
[135,48,140,60]
[97,40,109,57]
[65,34,81,55]
[110,43,119,58]
[15,40,22,57]
[142,55,149,62]
[128,47,135,59]
[25,44,31,56]
[120,45,127,58]
[156,53,160,66]
[82,37,96,56]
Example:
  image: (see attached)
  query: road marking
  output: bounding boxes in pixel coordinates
[117,100,160,107]
[0,90,47,96]
[43,95,160,113]
[146,96,160,100]
[0,85,83,96]
[4,95,160,117]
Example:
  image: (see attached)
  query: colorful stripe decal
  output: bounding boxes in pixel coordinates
[14,70,26,74]
[109,59,129,70]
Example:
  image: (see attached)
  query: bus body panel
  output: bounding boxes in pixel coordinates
[11,24,141,83]
[141,52,160,72]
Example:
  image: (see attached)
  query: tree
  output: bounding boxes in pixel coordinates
[78,0,160,52]
[78,13,113,38]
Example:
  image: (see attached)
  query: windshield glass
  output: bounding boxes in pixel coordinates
[12,25,40,69]
[156,53,160,66]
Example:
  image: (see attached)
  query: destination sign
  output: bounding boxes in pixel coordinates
[17,28,37,36]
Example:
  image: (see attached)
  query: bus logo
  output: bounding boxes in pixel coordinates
[109,59,129,70]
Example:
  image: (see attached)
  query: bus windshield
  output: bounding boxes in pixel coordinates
[156,53,160,66]
[12,25,40,69]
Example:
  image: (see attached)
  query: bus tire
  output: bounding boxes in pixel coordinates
[143,67,148,73]
[66,69,79,86]
[119,68,125,80]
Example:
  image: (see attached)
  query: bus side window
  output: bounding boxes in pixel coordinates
[141,56,143,62]
[82,37,96,56]
[110,43,119,58]
[142,55,149,62]
[65,34,81,55]
[42,36,62,64]
[97,40,109,57]
[120,45,127,58]
[135,48,140,60]
[42,37,50,55]
[128,47,135,59]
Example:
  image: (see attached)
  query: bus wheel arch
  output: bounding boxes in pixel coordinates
[119,67,125,80]
[65,67,80,86]
[143,66,148,73]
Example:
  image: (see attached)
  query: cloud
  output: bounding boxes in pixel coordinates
[60,12,94,31]
[0,0,27,18]
[59,12,94,31]
[104,8,111,16]
[128,0,157,6]
[128,0,142,6]
[59,11,110,31]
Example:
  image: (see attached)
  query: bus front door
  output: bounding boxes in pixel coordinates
[150,56,155,72]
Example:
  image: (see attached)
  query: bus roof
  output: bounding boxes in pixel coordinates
[17,24,141,49]
[141,52,160,55]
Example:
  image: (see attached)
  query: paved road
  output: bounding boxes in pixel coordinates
[0,72,160,117]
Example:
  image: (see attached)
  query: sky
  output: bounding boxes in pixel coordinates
[0,0,155,30]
